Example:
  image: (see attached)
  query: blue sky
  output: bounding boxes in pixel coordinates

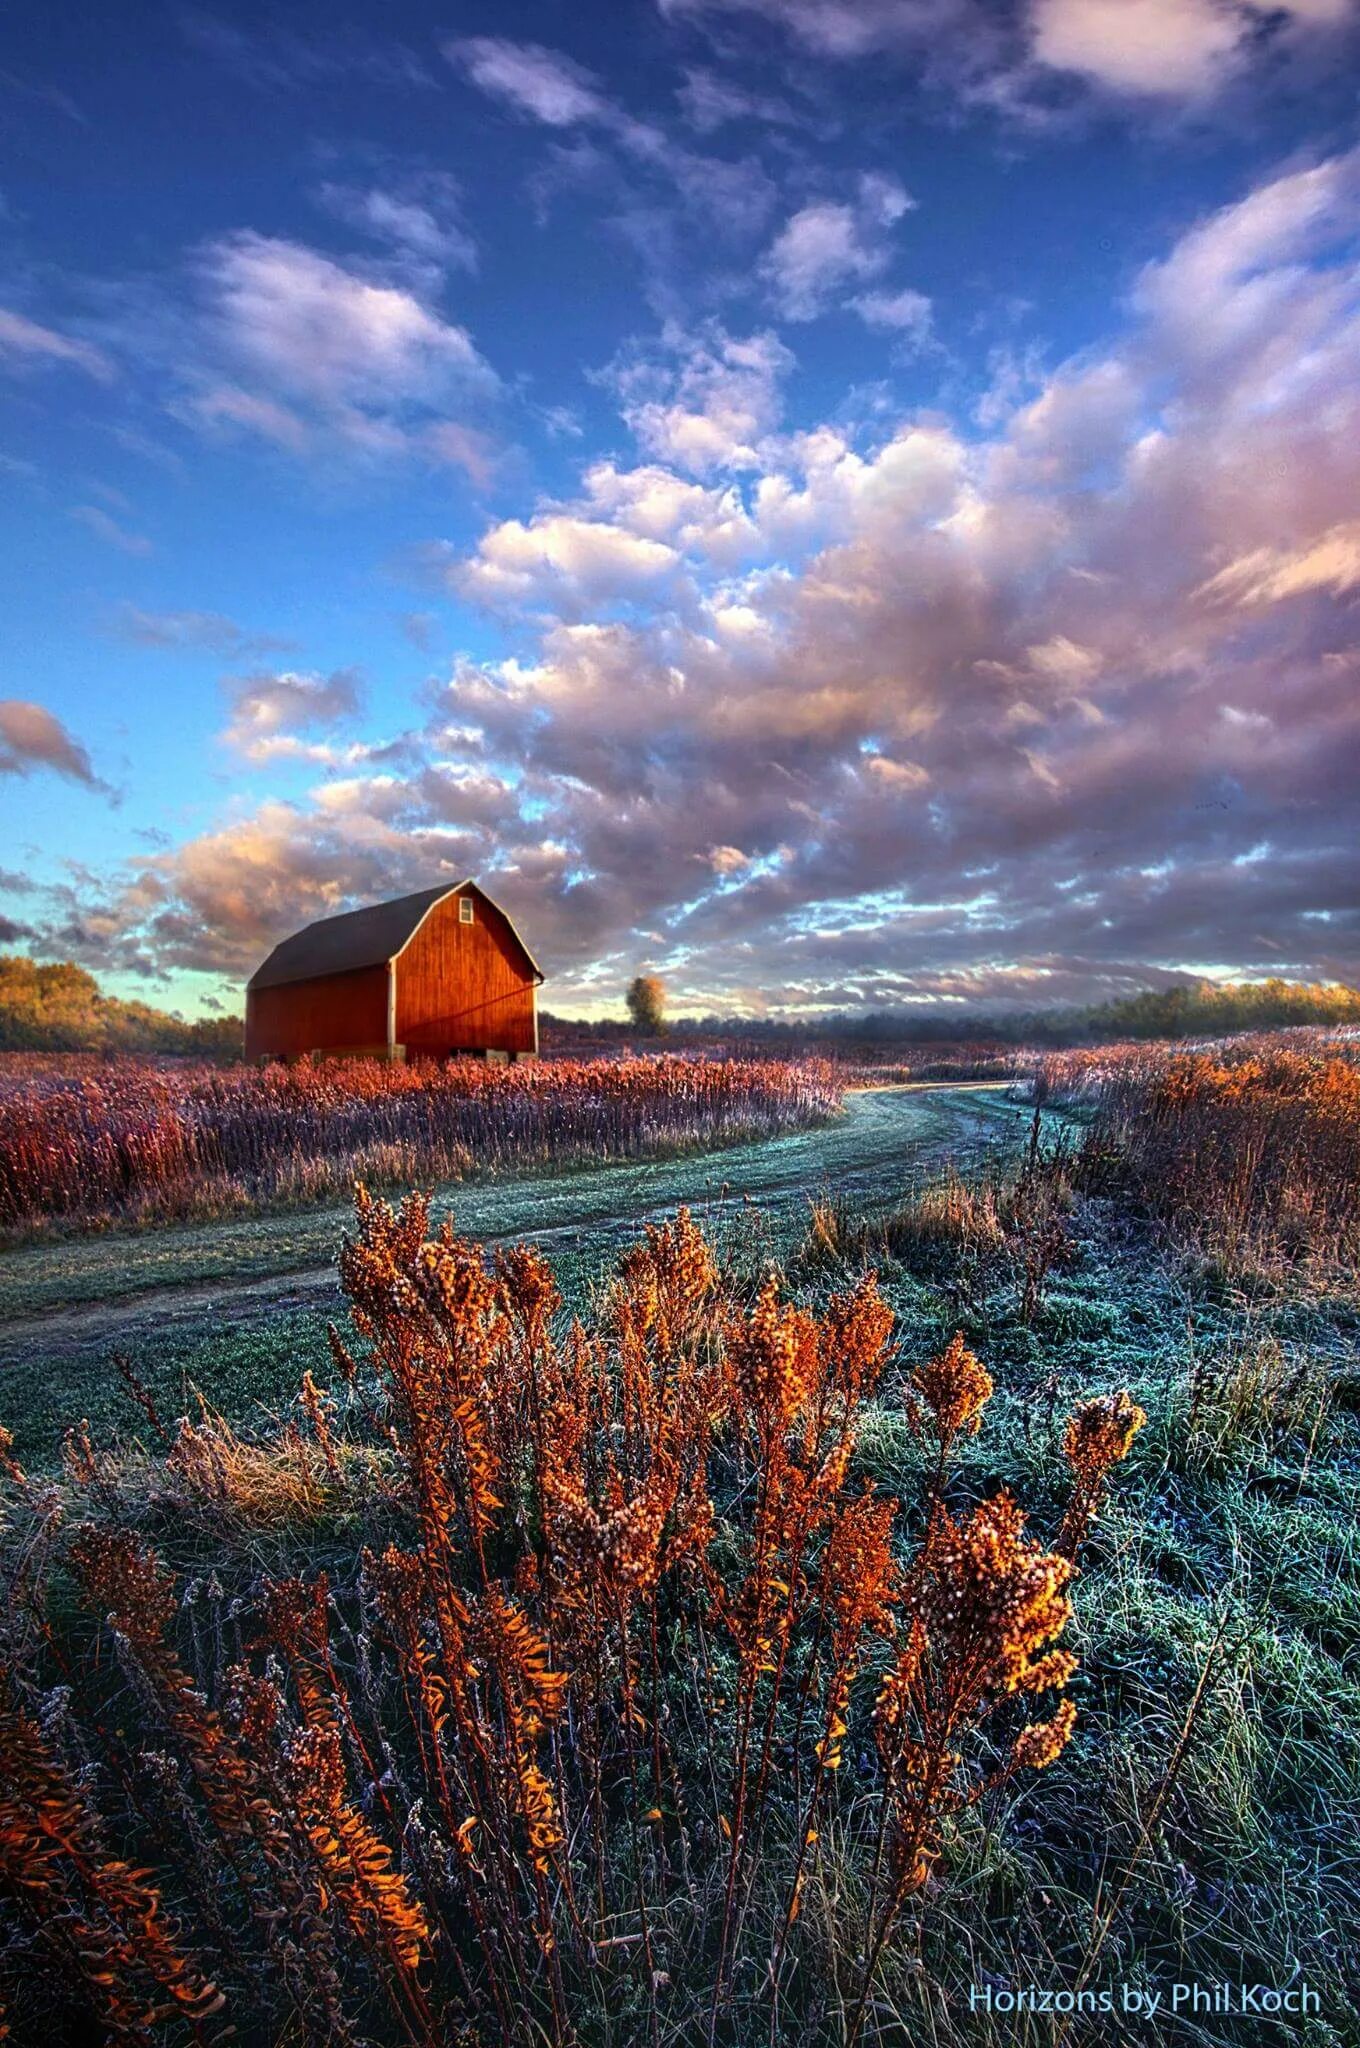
[2,0,1359,1018]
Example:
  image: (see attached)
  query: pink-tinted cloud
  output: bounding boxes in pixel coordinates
[0,700,110,792]
[41,149,1360,1012]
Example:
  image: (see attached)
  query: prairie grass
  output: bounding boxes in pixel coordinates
[0,1052,841,1237]
[1061,1040,1360,1280]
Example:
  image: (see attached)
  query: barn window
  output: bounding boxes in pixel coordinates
[459,897,475,924]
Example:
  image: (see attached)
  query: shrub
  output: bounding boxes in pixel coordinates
[0,1197,1142,2044]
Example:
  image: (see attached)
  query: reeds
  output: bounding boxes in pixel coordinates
[1070,1041,1360,1277]
[0,1194,1142,2043]
[0,1052,841,1235]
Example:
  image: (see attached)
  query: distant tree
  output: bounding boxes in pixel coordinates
[626,973,667,1037]
[0,953,244,1058]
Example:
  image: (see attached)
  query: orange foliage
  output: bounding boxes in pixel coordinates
[0,1196,1144,2043]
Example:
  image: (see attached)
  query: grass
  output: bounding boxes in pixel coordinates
[0,1050,842,1237]
[1,1048,1357,2042]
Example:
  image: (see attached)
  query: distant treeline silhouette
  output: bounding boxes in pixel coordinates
[546,976,1360,1051]
[3,953,1356,1059]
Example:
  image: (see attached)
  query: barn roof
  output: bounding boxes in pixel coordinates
[247,882,543,993]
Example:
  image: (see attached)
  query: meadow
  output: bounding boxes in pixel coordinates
[0,1032,1357,2045]
[0,1052,841,1238]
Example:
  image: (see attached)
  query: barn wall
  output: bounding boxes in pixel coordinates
[245,963,390,1060]
[395,890,537,1055]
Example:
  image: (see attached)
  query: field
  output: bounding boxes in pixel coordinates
[0,1053,841,1237]
[0,1036,1357,2045]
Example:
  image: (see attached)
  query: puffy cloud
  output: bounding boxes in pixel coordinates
[0,307,115,381]
[459,513,682,608]
[1030,0,1355,99]
[221,668,364,761]
[201,232,495,410]
[663,0,1359,111]
[612,324,793,475]
[760,175,915,320]
[850,286,934,345]
[51,147,1360,1009]
[163,233,503,468]
[0,701,109,791]
[1030,0,1244,97]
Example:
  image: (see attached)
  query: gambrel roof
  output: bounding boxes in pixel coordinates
[246,882,544,993]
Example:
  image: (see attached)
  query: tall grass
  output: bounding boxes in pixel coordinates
[0,1053,841,1236]
[1062,1042,1360,1277]
[0,1195,1141,2045]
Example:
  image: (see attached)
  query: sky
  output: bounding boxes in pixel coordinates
[2,0,1359,1021]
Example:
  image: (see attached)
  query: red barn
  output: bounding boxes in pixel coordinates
[245,881,543,1063]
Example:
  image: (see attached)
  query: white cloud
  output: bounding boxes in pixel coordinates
[0,307,114,381]
[183,383,309,450]
[1031,0,1358,99]
[54,145,1360,1007]
[662,0,1359,112]
[459,514,682,607]
[69,504,153,555]
[222,667,364,761]
[1030,0,1244,97]
[447,37,608,125]
[851,286,934,343]
[316,179,477,272]
[202,233,495,409]
[760,174,915,319]
[1195,522,1360,607]
[613,325,794,475]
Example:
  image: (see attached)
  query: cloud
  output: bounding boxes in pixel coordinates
[760,175,915,319]
[201,232,495,410]
[169,233,501,467]
[662,0,1360,112]
[658,0,971,58]
[1194,522,1360,607]
[851,286,934,344]
[447,34,777,248]
[110,605,298,657]
[315,176,477,273]
[221,668,364,761]
[675,67,805,131]
[0,701,110,791]
[0,307,114,381]
[447,38,609,126]
[609,324,794,475]
[181,384,310,451]
[69,504,153,555]
[1030,0,1353,99]
[457,513,682,609]
[47,147,1360,1009]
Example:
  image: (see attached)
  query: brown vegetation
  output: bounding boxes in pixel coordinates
[0,1196,1142,2044]
[0,1053,841,1235]
[1065,1040,1360,1277]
